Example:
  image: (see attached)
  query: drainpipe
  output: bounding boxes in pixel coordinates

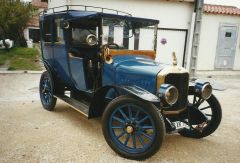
[189,0,204,77]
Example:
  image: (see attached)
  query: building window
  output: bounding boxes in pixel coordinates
[29,28,40,43]
[225,32,232,38]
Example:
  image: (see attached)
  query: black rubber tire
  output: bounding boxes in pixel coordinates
[39,71,57,111]
[179,94,222,138]
[102,95,165,160]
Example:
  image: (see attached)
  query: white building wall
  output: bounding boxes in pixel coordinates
[24,27,40,41]
[49,0,193,29]
[48,0,195,66]
[197,14,240,71]
[23,28,29,41]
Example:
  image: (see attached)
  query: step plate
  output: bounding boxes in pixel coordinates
[55,95,89,117]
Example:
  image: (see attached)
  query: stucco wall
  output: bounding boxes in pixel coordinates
[49,0,194,29]
[197,14,240,71]
[48,0,194,65]
[48,0,194,66]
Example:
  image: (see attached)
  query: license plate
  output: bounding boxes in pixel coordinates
[172,121,188,130]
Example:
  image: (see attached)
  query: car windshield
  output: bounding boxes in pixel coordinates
[102,18,157,50]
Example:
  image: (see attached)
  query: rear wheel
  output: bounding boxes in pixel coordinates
[102,95,165,160]
[39,71,56,111]
[179,92,222,138]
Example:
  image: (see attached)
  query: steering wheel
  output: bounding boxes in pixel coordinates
[103,43,119,49]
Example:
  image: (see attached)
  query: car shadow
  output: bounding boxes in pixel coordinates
[52,102,220,161]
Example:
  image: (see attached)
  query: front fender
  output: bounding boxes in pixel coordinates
[88,85,159,118]
[120,85,159,102]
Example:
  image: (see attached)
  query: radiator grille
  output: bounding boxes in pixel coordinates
[165,73,189,110]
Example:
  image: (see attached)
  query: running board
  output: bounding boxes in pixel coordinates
[55,95,89,117]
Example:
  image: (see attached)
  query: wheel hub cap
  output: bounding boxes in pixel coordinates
[126,125,134,134]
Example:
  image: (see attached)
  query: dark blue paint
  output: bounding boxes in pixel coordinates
[69,58,87,90]
[40,76,52,105]
[102,55,164,94]
[66,11,159,27]
[41,43,55,66]
[40,10,162,98]
[52,44,72,86]
[102,63,116,85]
[121,85,159,102]
[109,103,156,153]
[40,10,158,29]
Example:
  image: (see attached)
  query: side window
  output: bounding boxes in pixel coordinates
[43,19,52,42]
[225,32,232,38]
[71,28,96,44]
[54,19,64,43]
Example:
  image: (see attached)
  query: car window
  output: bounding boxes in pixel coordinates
[54,19,64,44]
[71,28,96,45]
[42,19,52,42]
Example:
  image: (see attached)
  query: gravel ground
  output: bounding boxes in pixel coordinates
[0,73,239,163]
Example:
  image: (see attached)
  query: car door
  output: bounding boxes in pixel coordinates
[68,27,92,91]
[67,20,99,91]
[52,18,73,86]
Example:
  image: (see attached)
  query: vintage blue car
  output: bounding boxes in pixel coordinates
[39,5,222,160]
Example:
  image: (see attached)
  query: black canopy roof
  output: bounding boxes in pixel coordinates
[66,10,159,27]
[40,9,159,28]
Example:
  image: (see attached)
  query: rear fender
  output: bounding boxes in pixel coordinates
[89,85,159,118]
[43,60,55,81]
[43,60,59,92]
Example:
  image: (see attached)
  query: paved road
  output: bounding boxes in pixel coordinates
[0,73,239,162]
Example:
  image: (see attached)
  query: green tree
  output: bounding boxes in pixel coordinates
[0,0,37,48]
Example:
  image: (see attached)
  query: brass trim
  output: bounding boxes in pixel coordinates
[172,52,177,66]
[126,126,134,134]
[157,75,165,90]
[104,49,156,60]
[157,52,188,90]
[157,66,188,90]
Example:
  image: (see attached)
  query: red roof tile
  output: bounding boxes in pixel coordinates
[27,17,39,27]
[32,0,48,9]
[204,4,240,16]
[27,0,47,27]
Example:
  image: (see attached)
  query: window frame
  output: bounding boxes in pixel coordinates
[41,18,53,43]
[53,18,65,44]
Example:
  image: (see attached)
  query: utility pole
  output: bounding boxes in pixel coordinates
[189,0,204,76]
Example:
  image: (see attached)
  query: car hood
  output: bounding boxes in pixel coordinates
[112,55,165,93]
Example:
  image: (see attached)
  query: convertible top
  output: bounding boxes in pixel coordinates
[40,10,159,27]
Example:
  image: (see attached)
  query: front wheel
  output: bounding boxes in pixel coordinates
[179,93,222,138]
[102,95,165,160]
[39,71,57,111]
